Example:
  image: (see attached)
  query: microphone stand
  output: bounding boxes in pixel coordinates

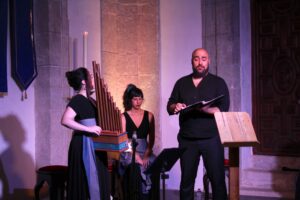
[130,134,139,200]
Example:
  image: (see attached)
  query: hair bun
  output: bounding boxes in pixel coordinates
[126,84,136,93]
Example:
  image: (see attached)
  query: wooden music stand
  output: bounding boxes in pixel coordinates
[214,112,259,200]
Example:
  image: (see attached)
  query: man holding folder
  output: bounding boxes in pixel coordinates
[167,48,230,200]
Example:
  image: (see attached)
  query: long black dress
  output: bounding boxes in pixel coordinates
[66,94,110,200]
[119,111,160,200]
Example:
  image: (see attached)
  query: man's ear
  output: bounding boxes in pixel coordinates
[81,80,86,85]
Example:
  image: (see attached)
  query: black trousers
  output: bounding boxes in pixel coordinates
[178,134,227,200]
[122,163,160,200]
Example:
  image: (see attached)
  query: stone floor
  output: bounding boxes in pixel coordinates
[164,190,292,200]
[37,189,292,200]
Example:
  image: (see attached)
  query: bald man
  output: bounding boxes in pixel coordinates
[167,48,230,200]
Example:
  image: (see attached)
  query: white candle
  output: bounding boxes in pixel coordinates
[69,37,74,97]
[73,38,78,68]
[83,31,88,67]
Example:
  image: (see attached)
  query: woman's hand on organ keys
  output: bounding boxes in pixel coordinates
[87,125,102,135]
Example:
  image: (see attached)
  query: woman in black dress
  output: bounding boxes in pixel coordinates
[61,67,109,200]
[119,84,159,200]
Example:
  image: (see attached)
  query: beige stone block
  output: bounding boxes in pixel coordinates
[138,74,159,112]
[118,16,138,53]
[139,51,159,74]
[102,52,139,76]
[118,4,138,16]
[102,14,119,52]
[103,75,139,111]
[101,0,118,14]
[138,15,158,39]
[138,2,158,16]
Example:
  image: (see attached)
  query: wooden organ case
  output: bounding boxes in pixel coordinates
[92,61,128,153]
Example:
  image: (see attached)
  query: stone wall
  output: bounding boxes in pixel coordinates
[202,0,297,198]
[100,0,161,152]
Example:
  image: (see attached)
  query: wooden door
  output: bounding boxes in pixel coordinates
[252,0,300,156]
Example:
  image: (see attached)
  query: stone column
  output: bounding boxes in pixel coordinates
[202,0,241,195]
[202,0,241,112]
[101,0,161,152]
[34,0,70,167]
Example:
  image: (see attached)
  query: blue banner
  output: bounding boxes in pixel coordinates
[10,0,37,92]
[0,0,8,94]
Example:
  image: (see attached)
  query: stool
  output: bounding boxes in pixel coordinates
[203,159,229,200]
[34,165,68,200]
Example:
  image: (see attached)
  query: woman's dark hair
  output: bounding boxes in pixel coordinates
[123,84,143,111]
[65,67,89,91]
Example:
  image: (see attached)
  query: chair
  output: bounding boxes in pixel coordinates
[34,165,68,200]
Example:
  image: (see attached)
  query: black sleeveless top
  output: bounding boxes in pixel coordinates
[123,111,149,139]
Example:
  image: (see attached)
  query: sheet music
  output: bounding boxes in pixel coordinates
[180,94,224,113]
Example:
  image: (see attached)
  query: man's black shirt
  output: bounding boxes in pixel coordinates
[167,73,230,138]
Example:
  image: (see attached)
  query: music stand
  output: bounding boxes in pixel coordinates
[214,112,259,200]
[145,147,185,200]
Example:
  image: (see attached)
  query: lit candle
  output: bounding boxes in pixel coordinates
[83,31,88,67]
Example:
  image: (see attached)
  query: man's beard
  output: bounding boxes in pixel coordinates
[192,65,209,78]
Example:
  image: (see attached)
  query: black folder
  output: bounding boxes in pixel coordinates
[180,94,224,113]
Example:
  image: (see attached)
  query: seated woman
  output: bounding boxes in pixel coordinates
[119,84,159,200]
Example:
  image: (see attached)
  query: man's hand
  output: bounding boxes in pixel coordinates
[198,105,220,115]
[174,103,187,114]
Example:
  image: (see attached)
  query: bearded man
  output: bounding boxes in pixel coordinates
[167,48,230,200]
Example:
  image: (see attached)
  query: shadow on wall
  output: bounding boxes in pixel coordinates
[0,115,35,200]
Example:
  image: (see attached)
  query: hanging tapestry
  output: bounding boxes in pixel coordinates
[10,0,37,99]
[0,0,8,95]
